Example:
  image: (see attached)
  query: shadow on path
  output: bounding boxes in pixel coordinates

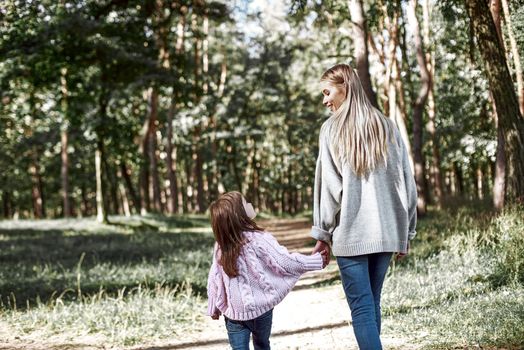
[134,321,349,350]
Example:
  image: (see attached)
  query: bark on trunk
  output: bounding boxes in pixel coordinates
[466,0,524,203]
[501,0,524,116]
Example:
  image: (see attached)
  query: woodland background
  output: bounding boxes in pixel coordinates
[0,0,523,349]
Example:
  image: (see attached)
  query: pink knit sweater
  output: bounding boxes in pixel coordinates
[207,231,323,321]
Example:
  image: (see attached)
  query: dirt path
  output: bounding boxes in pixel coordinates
[132,219,418,350]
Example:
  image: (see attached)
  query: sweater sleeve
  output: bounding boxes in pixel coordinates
[399,134,418,240]
[257,232,323,276]
[206,243,220,316]
[311,124,343,243]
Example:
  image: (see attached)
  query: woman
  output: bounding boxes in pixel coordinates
[311,63,417,350]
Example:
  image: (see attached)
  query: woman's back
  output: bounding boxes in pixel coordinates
[311,120,417,257]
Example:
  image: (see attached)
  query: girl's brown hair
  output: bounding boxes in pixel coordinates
[209,191,264,277]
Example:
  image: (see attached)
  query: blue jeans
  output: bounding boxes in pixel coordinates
[224,309,273,350]
[337,253,392,350]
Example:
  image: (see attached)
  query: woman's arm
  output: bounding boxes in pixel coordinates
[400,135,418,240]
[311,125,343,244]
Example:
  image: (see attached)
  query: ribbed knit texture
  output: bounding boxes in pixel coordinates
[311,119,418,257]
[207,231,323,321]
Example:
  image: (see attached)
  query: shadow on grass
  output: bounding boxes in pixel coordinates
[0,217,214,309]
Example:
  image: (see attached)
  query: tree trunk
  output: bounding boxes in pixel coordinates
[30,153,44,219]
[476,165,484,199]
[165,100,179,214]
[60,67,72,217]
[95,142,108,223]
[422,0,443,207]
[95,86,109,223]
[493,126,506,209]
[383,1,414,173]
[146,88,162,213]
[103,156,119,215]
[501,0,524,116]
[466,0,524,203]
[454,162,464,196]
[202,11,209,95]
[193,137,205,213]
[184,157,193,212]
[407,0,430,215]
[348,0,379,108]
[117,169,131,217]
[139,88,155,214]
[2,191,11,218]
[139,162,150,214]
[164,7,186,214]
[80,182,89,217]
[490,1,506,210]
[120,162,140,214]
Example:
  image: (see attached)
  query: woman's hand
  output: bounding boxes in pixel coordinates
[211,310,221,320]
[396,241,410,261]
[312,240,331,267]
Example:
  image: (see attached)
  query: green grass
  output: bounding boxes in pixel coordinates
[0,214,213,309]
[0,203,523,348]
[381,202,524,349]
[0,214,214,345]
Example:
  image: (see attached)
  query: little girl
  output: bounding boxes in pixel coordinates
[206,191,327,350]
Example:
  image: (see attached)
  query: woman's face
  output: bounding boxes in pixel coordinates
[321,81,346,112]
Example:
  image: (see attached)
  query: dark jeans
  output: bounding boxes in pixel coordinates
[337,253,392,350]
[224,309,273,350]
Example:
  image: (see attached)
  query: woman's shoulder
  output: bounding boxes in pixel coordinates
[319,118,334,138]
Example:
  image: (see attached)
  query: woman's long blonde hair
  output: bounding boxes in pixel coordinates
[321,63,393,177]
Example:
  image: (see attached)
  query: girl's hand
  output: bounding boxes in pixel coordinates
[320,250,329,268]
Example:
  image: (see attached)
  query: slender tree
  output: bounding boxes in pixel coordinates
[348,0,378,108]
[407,0,430,215]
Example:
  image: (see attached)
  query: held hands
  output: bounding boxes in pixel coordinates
[211,310,221,320]
[312,240,331,268]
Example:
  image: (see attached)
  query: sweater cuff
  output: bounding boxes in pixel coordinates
[311,226,332,243]
[303,252,324,271]
[207,296,217,316]
[408,230,416,240]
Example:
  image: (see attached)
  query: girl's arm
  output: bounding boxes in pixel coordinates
[256,232,324,276]
[206,244,221,318]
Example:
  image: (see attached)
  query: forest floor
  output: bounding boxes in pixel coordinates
[0,218,419,350]
[2,208,523,350]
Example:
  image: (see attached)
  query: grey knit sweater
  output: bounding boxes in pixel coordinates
[311,119,418,257]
